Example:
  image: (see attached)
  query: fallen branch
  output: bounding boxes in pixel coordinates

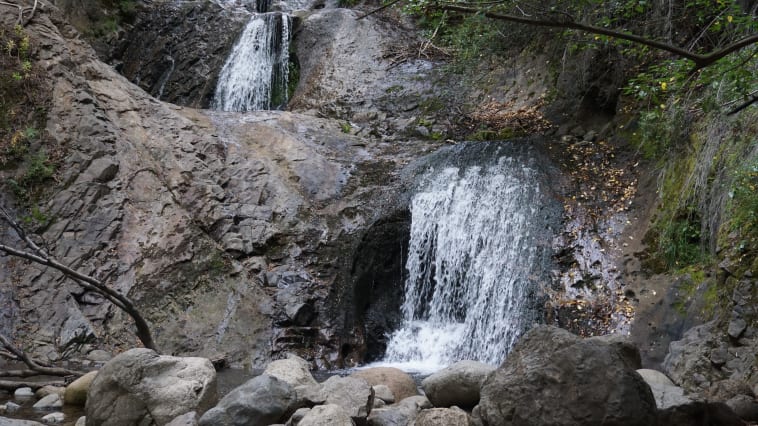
[0,206,158,351]
[0,333,84,377]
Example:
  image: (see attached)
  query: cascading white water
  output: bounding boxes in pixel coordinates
[381,156,549,372]
[213,12,291,112]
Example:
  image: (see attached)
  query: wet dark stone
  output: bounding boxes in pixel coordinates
[110,1,248,108]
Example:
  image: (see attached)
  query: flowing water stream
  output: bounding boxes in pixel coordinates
[375,145,559,373]
[212,11,291,111]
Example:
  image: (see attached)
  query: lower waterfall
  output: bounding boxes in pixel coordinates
[380,153,556,372]
[213,12,291,111]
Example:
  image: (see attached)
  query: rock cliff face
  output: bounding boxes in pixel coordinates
[109,1,248,108]
[0,3,442,367]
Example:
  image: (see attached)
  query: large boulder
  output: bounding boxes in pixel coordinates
[264,355,318,388]
[199,374,297,426]
[477,326,656,426]
[367,395,431,426]
[321,376,375,422]
[636,369,692,409]
[421,360,495,408]
[657,401,743,426]
[413,407,469,426]
[351,367,418,402]
[298,404,355,426]
[85,348,217,426]
[65,371,99,406]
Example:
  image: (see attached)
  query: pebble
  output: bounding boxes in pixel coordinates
[14,387,35,398]
[42,412,65,424]
[34,393,63,409]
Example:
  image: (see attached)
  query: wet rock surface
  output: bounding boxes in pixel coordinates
[0,2,440,368]
[85,349,217,425]
[110,1,248,108]
[198,374,296,426]
[420,360,494,409]
[477,326,657,426]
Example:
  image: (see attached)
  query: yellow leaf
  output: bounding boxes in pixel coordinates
[727,15,733,23]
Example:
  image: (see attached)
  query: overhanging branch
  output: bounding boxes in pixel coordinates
[436,5,758,69]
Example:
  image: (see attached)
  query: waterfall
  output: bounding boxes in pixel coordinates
[213,12,291,112]
[381,155,554,372]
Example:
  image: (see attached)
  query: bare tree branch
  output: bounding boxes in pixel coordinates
[435,5,758,70]
[0,206,158,351]
[0,333,83,377]
[21,0,38,26]
[0,0,39,26]
[726,94,758,115]
[357,0,405,20]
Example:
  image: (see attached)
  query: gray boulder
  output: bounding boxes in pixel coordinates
[636,369,692,409]
[199,374,297,426]
[65,371,98,406]
[413,407,468,426]
[3,402,20,414]
[372,385,395,404]
[367,395,431,426]
[726,394,758,421]
[477,326,656,426]
[322,376,375,422]
[33,394,63,410]
[351,368,418,402]
[40,413,64,424]
[287,407,311,425]
[636,369,675,386]
[663,322,722,392]
[298,404,355,426]
[34,386,65,399]
[0,417,44,426]
[421,360,494,408]
[13,388,34,398]
[85,348,217,426]
[657,401,743,426]
[165,412,199,426]
[264,355,318,388]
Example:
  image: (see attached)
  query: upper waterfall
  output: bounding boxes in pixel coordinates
[379,151,557,372]
[213,12,291,112]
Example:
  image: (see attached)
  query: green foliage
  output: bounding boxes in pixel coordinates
[7,150,56,204]
[1,25,47,168]
[340,122,352,133]
[22,206,50,227]
[287,56,300,101]
[468,128,522,141]
[727,160,758,251]
[658,208,706,268]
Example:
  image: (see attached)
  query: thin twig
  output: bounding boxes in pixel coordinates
[357,0,405,20]
[21,0,38,26]
[437,5,758,70]
[0,0,23,25]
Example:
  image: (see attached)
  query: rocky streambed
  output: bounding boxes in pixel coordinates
[2,326,756,425]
